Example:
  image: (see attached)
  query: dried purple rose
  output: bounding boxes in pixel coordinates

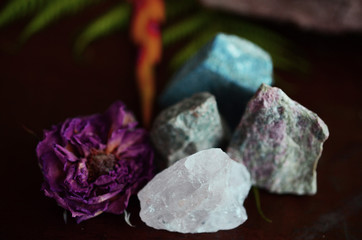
[36,101,154,222]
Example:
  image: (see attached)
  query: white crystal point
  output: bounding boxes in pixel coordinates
[138,148,251,233]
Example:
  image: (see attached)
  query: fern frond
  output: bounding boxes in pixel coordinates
[74,3,131,55]
[221,18,294,49]
[165,0,198,20]
[219,17,309,73]
[230,29,308,73]
[170,26,218,69]
[170,11,309,73]
[163,11,210,46]
[0,0,48,28]
[20,0,99,41]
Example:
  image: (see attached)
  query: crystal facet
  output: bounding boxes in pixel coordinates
[138,148,251,233]
[159,33,273,129]
[227,84,329,195]
[151,92,226,166]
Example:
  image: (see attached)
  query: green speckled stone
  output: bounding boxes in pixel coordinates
[227,84,329,195]
[151,92,226,166]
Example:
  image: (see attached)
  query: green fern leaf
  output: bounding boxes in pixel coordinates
[170,26,217,69]
[232,29,309,73]
[163,12,210,46]
[218,17,309,73]
[74,3,131,56]
[20,0,99,41]
[0,0,48,28]
[170,11,309,73]
[165,0,198,20]
[221,18,294,48]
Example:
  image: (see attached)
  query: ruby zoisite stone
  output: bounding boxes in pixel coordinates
[228,84,329,195]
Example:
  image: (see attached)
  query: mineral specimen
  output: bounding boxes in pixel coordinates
[200,0,362,33]
[227,84,329,195]
[151,92,226,166]
[138,148,251,233]
[159,33,273,129]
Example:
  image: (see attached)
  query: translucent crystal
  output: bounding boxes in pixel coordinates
[138,148,251,233]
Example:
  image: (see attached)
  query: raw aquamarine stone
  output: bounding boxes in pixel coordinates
[227,84,329,195]
[151,92,226,167]
[159,33,273,129]
[138,148,251,233]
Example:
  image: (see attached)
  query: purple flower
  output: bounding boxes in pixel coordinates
[36,101,154,222]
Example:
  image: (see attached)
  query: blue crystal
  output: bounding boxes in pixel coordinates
[159,33,273,129]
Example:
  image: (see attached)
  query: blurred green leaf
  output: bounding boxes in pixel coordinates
[74,3,131,55]
[0,0,49,28]
[0,0,308,75]
[219,17,309,73]
[20,0,99,41]
[170,26,217,69]
[165,0,198,20]
[163,11,210,46]
[169,10,309,74]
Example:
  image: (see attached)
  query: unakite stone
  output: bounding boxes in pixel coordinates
[151,92,226,166]
[227,84,329,195]
[159,33,273,129]
[138,148,251,233]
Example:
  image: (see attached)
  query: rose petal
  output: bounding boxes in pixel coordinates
[36,125,63,164]
[105,188,132,214]
[105,129,126,154]
[87,189,123,205]
[64,159,92,196]
[64,197,108,221]
[113,129,146,156]
[60,118,83,142]
[94,174,114,186]
[75,158,89,186]
[40,152,65,192]
[75,210,104,223]
[53,144,78,162]
[106,101,137,131]
[43,188,68,210]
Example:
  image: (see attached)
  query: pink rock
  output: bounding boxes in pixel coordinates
[200,0,362,33]
[228,84,329,195]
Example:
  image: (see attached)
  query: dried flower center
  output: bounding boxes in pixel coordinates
[87,153,116,182]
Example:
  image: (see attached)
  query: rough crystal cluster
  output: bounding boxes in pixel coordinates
[227,84,329,195]
[151,92,226,166]
[36,101,154,222]
[138,148,251,233]
[159,33,273,129]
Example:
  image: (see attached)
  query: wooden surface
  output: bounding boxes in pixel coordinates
[0,6,361,240]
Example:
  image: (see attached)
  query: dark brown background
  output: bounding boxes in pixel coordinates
[0,2,361,240]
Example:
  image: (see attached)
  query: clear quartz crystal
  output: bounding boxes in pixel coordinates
[138,148,251,233]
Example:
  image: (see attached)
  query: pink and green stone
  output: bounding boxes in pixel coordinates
[227,84,329,195]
